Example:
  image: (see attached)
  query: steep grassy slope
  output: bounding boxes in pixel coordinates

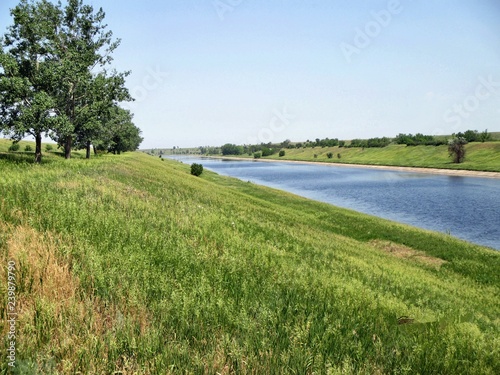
[0,149,499,374]
[251,142,500,172]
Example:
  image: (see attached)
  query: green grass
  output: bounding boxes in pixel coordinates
[0,140,499,374]
[247,142,500,172]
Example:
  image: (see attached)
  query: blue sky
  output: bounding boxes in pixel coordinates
[1,0,500,148]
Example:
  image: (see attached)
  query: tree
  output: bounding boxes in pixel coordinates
[221,143,243,155]
[74,71,132,158]
[48,0,126,159]
[0,0,133,161]
[448,137,468,163]
[96,106,142,154]
[478,129,491,143]
[0,0,60,163]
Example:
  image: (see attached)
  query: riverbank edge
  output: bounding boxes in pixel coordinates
[204,156,500,179]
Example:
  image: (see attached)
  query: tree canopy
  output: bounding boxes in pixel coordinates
[0,0,141,162]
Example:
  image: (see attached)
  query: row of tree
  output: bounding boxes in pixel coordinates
[0,0,142,163]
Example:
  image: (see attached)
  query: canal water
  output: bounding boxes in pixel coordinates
[169,156,500,250]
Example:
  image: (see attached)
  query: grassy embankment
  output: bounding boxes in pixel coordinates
[1,139,499,374]
[242,142,500,172]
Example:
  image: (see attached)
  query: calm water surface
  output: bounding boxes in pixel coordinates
[169,156,500,250]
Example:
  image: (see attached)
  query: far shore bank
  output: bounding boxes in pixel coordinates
[203,155,500,179]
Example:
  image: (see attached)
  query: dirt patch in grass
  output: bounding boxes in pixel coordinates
[370,240,447,268]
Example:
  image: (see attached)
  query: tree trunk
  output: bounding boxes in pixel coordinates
[86,140,91,159]
[93,144,97,156]
[35,132,42,164]
[64,136,72,159]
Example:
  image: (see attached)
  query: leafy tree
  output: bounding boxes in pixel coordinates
[463,130,479,143]
[0,0,60,163]
[0,0,133,161]
[48,0,127,159]
[96,106,142,154]
[221,143,243,155]
[479,129,491,143]
[74,72,132,158]
[448,137,468,163]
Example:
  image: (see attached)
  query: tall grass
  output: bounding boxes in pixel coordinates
[0,144,499,374]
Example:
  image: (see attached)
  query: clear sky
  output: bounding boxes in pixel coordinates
[1,0,500,149]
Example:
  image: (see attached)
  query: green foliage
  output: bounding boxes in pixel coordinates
[279,150,285,157]
[448,137,468,163]
[326,152,333,159]
[45,144,53,152]
[253,151,262,159]
[221,143,244,155]
[261,146,275,156]
[24,145,33,152]
[350,137,392,148]
[190,163,203,176]
[479,129,491,142]
[0,0,137,161]
[0,152,498,374]
[8,142,20,152]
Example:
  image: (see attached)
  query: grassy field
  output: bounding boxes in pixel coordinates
[241,142,500,172]
[0,139,499,374]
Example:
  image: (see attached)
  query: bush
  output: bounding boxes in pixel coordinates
[8,143,20,152]
[190,163,203,176]
[337,153,342,159]
[253,152,262,159]
[45,144,53,152]
[314,154,318,159]
[448,137,468,163]
[279,150,285,157]
[24,145,33,152]
[326,152,333,159]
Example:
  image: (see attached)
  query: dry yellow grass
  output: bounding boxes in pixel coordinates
[370,239,447,268]
[0,222,151,374]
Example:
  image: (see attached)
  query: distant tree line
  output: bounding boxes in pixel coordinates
[202,129,494,157]
[0,0,142,163]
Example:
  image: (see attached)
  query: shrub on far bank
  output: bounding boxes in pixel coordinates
[326,152,333,159]
[254,152,262,159]
[25,145,33,152]
[191,163,203,176]
[279,150,285,157]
